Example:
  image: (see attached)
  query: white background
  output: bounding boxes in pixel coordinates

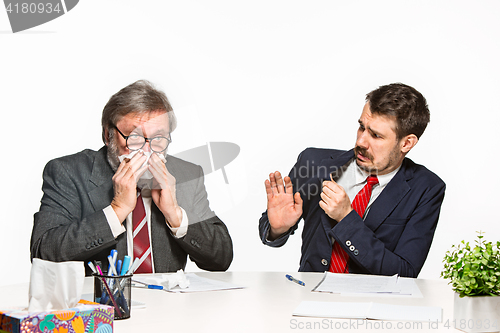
[1,0,499,286]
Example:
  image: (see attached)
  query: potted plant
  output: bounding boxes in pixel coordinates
[441,232,500,333]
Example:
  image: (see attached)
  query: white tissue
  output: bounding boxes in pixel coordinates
[118,150,167,181]
[139,269,190,291]
[161,270,190,290]
[28,259,85,312]
[119,150,154,179]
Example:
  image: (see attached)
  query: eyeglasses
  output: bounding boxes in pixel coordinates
[112,125,172,153]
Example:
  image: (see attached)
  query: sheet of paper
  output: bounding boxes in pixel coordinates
[312,272,421,297]
[368,302,442,322]
[293,301,442,322]
[133,273,244,293]
[313,272,399,293]
[293,301,372,319]
[169,274,244,293]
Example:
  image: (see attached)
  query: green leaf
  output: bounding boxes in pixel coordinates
[441,232,500,296]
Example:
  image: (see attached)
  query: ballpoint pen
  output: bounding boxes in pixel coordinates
[108,255,118,276]
[100,276,123,317]
[116,260,122,277]
[132,280,164,290]
[286,274,305,286]
[121,255,131,276]
[97,258,129,316]
[87,261,97,275]
[126,257,140,275]
[111,250,117,267]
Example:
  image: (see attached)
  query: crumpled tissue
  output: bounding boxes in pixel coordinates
[118,149,166,180]
[162,270,190,290]
[28,258,85,312]
[141,269,190,290]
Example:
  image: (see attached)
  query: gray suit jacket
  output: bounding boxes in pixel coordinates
[31,146,233,275]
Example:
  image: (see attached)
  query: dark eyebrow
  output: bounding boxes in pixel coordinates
[358,120,383,137]
[368,124,385,138]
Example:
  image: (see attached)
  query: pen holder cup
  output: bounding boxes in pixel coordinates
[93,274,132,320]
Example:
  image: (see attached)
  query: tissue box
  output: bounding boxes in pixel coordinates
[0,300,113,333]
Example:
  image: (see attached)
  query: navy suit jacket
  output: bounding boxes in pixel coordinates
[259,148,445,277]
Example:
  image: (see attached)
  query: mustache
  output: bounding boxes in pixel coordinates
[354,146,373,161]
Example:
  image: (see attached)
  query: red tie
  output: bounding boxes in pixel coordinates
[329,175,379,273]
[132,192,153,273]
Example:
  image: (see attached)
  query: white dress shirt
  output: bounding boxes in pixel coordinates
[336,158,401,218]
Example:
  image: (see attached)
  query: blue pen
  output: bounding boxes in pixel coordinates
[87,261,97,274]
[108,255,118,276]
[132,280,164,290]
[110,250,117,268]
[112,250,117,268]
[107,259,112,276]
[121,255,131,276]
[116,260,122,276]
[286,274,305,286]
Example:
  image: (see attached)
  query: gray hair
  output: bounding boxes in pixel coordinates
[101,80,177,144]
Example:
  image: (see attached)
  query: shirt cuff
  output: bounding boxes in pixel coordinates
[265,228,272,242]
[103,205,126,238]
[168,207,188,238]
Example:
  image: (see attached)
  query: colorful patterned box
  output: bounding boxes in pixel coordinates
[0,300,113,333]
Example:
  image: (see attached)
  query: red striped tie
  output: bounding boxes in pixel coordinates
[329,175,379,273]
[132,192,153,273]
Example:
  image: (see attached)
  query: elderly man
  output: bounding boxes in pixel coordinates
[259,83,445,278]
[31,80,233,275]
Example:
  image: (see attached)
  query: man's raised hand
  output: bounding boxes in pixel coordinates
[265,171,303,240]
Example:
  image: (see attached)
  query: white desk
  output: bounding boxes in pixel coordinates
[0,272,456,332]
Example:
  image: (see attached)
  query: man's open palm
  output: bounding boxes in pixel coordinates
[265,171,303,239]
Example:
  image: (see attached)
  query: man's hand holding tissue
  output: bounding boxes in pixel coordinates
[111,150,182,228]
[111,151,148,223]
[148,153,183,228]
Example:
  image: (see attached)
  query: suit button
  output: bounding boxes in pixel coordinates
[321,259,328,266]
[98,238,103,245]
[354,249,359,256]
[346,240,351,246]
[349,245,355,252]
[86,244,91,250]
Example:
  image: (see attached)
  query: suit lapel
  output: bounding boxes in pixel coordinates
[85,147,128,257]
[318,152,413,238]
[88,147,115,212]
[363,158,413,231]
[319,150,356,240]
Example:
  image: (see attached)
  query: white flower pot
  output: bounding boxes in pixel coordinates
[453,293,500,332]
